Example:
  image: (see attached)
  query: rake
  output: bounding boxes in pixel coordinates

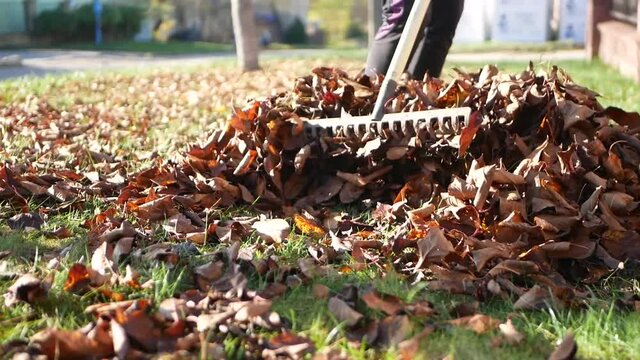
[303,0,472,139]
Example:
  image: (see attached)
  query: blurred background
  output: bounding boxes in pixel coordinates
[0,0,592,49]
[0,1,639,81]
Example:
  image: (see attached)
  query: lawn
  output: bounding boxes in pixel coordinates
[1,56,640,359]
[3,39,582,56]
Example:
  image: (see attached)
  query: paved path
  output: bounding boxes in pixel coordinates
[0,48,587,82]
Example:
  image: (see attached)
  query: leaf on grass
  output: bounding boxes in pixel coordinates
[163,213,201,235]
[361,290,405,316]
[3,273,50,307]
[133,195,179,222]
[377,315,413,348]
[31,327,113,359]
[293,213,327,238]
[234,300,272,322]
[64,263,93,293]
[116,304,160,352]
[313,284,331,299]
[328,296,363,327]
[498,318,524,345]
[91,241,113,276]
[398,326,434,360]
[44,227,73,239]
[448,314,500,334]
[548,332,577,360]
[258,282,288,299]
[8,212,45,230]
[263,332,315,359]
[513,285,555,310]
[252,218,291,243]
[449,301,480,318]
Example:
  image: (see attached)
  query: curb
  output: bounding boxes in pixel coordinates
[0,55,23,67]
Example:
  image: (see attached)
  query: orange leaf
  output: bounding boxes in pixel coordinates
[459,111,482,157]
[293,214,327,238]
[64,263,92,292]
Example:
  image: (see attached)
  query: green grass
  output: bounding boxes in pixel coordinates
[2,56,640,359]
[449,40,582,54]
[32,40,234,54]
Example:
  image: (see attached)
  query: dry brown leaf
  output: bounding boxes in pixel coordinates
[328,297,363,327]
[459,111,483,157]
[377,315,413,348]
[448,314,499,334]
[414,227,454,269]
[513,285,555,310]
[498,318,524,345]
[252,218,291,243]
[549,332,577,360]
[312,284,331,299]
[3,273,50,307]
[294,213,327,238]
[361,290,405,316]
[31,326,113,359]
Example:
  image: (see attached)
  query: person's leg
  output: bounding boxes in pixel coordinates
[365,0,414,77]
[408,0,464,79]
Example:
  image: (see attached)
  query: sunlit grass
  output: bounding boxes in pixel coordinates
[2,56,640,359]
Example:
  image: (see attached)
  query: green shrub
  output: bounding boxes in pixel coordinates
[32,6,77,41]
[282,17,308,44]
[33,4,143,42]
[345,22,366,40]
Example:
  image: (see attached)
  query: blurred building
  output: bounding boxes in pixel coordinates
[453,0,588,44]
[0,0,310,45]
[587,0,640,80]
[168,0,307,43]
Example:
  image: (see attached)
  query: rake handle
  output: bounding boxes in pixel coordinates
[371,0,432,121]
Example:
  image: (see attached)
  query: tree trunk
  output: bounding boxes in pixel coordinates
[23,0,36,33]
[230,0,260,71]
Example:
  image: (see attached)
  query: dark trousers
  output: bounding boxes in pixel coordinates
[366,0,464,79]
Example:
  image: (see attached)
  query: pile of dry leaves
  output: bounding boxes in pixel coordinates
[2,63,640,358]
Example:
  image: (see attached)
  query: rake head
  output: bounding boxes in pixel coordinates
[303,107,472,140]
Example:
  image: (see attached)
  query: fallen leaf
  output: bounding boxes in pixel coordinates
[513,285,555,310]
[448,314,500,334]
[328,296,363,327]
[252,218,291,243]
[263,332,315,359]
[604,106,640,130]
[459,111,483,157]
[31,327,113,359]
[361,290,405,316]
[4,273,50,307]
[293,213,327,238]
[8,212,45,230]
[414,227,454,269]
[499,318,524,345]
[64,263,92,293]
[377,315,413,347]
[549,332,577,360]
[313,284,331,299]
